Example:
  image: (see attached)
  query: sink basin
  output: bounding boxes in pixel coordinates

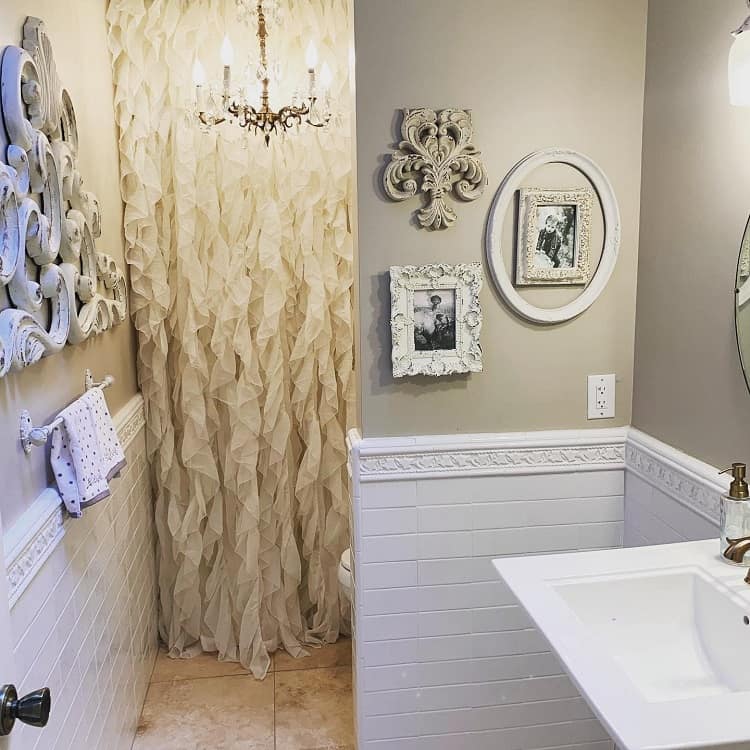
[555,567,750,701]
[495,540,750,750]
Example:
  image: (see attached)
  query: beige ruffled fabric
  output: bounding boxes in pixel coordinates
[106,0,354,677]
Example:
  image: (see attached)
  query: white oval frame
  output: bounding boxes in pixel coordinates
[486,148,622,324]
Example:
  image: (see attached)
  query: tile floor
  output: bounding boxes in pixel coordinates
[132,639,354,750]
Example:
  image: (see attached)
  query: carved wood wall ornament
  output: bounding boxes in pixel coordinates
[384,108,487,230]
[0,17,127,378]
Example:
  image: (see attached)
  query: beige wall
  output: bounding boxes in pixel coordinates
[632,0,750,468]
[354,0,648,438]
[0,3,138,529]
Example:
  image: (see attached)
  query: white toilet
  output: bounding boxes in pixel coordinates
[338,548,352,602]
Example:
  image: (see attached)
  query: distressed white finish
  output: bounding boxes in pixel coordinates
[390,263,483,377]
[6,394,156,750]
[515,187,593,286]
[348,427,625,750]
[486,148,621,324]
[0,17,126,378]
[384,108,487,230]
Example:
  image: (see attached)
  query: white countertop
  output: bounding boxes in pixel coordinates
[495,540,750,750]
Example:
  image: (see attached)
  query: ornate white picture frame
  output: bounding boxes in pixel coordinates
[515,187,593,287]
[390,263,483,377]
[486,148,621,325]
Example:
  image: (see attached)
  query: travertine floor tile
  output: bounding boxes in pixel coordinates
[150,647,249,683]
[133,674,274,750]
[274,666,354,749]
[273,638,352,672]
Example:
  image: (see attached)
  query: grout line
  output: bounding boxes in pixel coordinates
[274,663,354,674]
[148,672,255,685]
[147,662,354,686]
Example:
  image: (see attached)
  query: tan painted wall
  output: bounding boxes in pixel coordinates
[0,3,138,529]
[632,0,750,468]
[354,0,648,438]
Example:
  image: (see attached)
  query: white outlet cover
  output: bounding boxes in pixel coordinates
[587,374,616,420]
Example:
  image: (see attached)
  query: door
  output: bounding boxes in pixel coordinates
[0,508,50,750]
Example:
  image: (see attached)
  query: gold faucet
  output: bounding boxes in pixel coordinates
[723,536,750,564]
[722,538,750,584]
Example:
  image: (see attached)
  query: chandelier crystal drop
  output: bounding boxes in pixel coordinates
[192,0,333,143]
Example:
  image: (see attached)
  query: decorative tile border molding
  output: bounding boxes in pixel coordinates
[349,427,628,482]
[4,393,145,606]
[625,428,727,524]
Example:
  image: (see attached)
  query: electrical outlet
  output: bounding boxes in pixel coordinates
[587,374,616,420]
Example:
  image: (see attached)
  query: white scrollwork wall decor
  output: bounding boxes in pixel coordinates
[384,108,487,230]
[390,262,483,378]
[0,17,127,378]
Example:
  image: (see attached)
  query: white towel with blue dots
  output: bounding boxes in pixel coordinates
[50,389,126,518]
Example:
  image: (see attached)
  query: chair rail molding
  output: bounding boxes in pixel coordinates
[4,393,145,607]
[0,16,127,378]
[348,427,629,482]
[625,428,727,524]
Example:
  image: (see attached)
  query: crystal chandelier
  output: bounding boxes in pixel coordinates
[192,0,333,144]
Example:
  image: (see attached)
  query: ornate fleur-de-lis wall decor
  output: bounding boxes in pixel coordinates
[383,108,487,230]
[0,17,127,377]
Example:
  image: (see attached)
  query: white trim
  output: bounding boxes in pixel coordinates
[115,392,146,447]
[625,427,727,524]
[4,393,145,607]
[349,427,728,523]
[4,490,64,609]
[486,148,622,325]
[348,426,628,481]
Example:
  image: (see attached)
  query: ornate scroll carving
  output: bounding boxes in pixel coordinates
[383,108,487,230]
[0,17,127,378]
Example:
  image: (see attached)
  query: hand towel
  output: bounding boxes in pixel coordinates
[85,388,126,481]
[50,389,126,518]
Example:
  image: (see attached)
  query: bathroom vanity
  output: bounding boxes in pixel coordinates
[495,541,750,750]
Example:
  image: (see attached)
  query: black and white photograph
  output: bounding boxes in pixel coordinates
[533,205,577,270]
[413,289,456,351]
[515,188,593,287]
[391,263,483,377]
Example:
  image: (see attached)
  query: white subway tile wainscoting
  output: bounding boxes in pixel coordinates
[349,426,728,749]
[624,428,722,546]
[349,428,627,749]
[6,396,157,750]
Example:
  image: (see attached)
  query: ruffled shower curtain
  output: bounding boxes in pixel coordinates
[106,0,354,677]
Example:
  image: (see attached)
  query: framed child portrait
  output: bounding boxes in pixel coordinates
[390,263,483,377]
[515,187,593,286]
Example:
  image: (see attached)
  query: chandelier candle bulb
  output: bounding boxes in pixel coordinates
[306,40,318,97]
[192,58,207,111]
[221,36,234,98]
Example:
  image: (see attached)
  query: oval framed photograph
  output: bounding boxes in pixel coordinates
[485,148,621,325]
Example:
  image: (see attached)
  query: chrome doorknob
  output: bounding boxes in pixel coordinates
[0,685,51,735]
